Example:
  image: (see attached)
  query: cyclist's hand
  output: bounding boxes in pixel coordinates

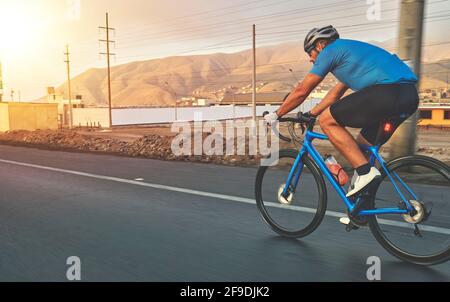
[303,111,317,119]
[264,112,279,125]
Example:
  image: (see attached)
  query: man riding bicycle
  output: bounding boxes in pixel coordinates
[264,25,419,198]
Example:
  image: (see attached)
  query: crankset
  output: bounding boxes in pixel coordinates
[347,210,368,226]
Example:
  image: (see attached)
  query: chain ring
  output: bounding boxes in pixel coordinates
[346,210,369,226]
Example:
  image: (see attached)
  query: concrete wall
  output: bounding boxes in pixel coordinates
[113,107,175,125]
[1,103,58,131]
[68,101,321,127]
[0,103,10,132]
[73,108,110,128]
[111,101,320,126]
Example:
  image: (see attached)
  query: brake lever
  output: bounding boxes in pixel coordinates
[300,123,306,134]
[273,125,291,142]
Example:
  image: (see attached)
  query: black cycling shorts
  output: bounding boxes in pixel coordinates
[329,83,419,145]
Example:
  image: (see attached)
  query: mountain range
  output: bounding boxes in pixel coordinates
[51,39,450,107]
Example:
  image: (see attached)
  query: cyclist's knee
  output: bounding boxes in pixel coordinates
[356,133,372,146]
[319,109,338,129]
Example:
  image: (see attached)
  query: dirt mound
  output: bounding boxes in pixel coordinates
[0,129,259,166]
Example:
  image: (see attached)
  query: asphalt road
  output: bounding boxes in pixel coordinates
[0,144,448,282]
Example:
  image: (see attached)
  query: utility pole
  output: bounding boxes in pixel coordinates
[447,71,449,90]
[0,62,3,102]
[64,44,73,129]
[165,81,178,121]
[252,24,256,126]
[389,0,425,159]
[435,63,449,91]
[99,12,115,128]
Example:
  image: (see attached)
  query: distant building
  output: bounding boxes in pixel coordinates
[418,105,450,127]
[195,98,211,106]
[46,87,85,126]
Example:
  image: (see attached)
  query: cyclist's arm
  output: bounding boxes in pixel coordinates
[309,82,349,116]
[275,73,323,117]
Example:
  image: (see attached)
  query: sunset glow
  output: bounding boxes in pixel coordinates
[0,2,38,58]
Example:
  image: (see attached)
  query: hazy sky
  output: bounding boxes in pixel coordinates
[0,0,449,100]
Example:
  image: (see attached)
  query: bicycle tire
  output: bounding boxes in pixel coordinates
[255,149,327,238]
[368,155,450,265]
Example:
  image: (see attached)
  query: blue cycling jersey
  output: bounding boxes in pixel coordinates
[309,39,418,91]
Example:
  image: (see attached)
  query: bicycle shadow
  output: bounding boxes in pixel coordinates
[379,260,450,282]
[260,235,325,260]
[260,235,450,281]
[263,235,314,248]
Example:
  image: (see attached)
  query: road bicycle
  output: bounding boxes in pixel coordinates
[255,112,450,265]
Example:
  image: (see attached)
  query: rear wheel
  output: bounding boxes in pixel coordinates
[368,155,450,265]
[255,149,327,238]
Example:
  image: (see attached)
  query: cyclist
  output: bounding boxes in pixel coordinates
[264,25,419,198]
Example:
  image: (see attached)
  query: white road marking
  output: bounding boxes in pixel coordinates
[0,158,449,235]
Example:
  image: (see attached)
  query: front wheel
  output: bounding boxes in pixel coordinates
[255,149,327,238]
[368,155,450,265]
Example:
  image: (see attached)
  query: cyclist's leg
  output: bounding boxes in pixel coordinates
[359,118,406,146]
[319,108,368,167]
[325,84,398,167]
[329,83,419,148]
[358,84,419,146]
[328,84,409,197]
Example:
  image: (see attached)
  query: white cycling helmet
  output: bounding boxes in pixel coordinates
[304,25,340,53]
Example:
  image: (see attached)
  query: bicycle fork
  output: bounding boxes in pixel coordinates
[282,153,305,198]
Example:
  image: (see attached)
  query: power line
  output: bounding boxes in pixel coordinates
[115,24,358,61]
[119,0,358,43]
[116,1,389,50]
[119,0,296,38]
[123,0,274,29]
[70,0,291,54]
[116,0,444,47]
[116,4,448,61]
[259,10,450,36]
[68,0,446,58]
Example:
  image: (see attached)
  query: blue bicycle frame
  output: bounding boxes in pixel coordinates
[282,129,416,216]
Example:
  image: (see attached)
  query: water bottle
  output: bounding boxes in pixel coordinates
[324,154,349,186]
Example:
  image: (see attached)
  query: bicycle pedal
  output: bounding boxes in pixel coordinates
[345,223,359,232]
[340,217,360,232]
[339,217,351,225]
